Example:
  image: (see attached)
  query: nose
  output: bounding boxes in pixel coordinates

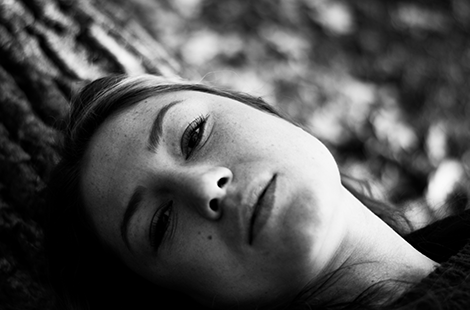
[182,166,233,220]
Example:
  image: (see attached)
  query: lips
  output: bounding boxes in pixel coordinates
[249,174,277,244]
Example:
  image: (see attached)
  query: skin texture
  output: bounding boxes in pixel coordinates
[81,90,349,307]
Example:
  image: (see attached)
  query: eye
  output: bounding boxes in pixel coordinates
[149,201,174,251]
[181,114,209,159]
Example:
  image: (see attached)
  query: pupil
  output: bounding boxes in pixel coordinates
[190,129,200,146]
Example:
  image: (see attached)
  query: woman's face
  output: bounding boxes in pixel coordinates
[82,90,346,308]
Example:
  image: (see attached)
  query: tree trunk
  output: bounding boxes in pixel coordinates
[0,0,178,308]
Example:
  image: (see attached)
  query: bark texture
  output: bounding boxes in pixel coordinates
[0,0,178,308]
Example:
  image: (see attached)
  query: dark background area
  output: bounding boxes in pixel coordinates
[1,0,470,309]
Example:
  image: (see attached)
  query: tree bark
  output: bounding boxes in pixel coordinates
[0,0,179,308]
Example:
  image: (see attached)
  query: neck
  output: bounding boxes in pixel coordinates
[311,188,438,307]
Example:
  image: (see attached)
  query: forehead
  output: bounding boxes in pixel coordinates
[80,94,166,243]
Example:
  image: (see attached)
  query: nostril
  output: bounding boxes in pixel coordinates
[217,177,228,188]
[209,199,219,212]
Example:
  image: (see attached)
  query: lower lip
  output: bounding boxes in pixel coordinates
[249,175,277,244]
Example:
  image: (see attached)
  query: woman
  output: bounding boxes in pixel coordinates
[46,74,470,309]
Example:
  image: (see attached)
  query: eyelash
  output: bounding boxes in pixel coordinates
[181,114,209,159]
[149,201,174,251]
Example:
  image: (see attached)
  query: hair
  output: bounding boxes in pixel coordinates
[45,74,408,310]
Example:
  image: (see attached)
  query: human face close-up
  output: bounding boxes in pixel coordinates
[81,90,348,308]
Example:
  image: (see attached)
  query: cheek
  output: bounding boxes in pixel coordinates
[155,212,236,287]
[284,184,343,271]
[272,189,322,254]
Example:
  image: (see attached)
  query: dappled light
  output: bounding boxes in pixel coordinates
[101,0,470,223]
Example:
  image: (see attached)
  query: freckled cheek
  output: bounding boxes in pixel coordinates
[164,227,237,289]
[170,214,224,258]
[196,230,213,240]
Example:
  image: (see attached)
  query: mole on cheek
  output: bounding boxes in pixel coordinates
[207,235,212,240]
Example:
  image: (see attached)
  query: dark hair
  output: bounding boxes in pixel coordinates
[45,74,407,310]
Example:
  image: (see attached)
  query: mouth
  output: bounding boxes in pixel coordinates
[249,174,277,245]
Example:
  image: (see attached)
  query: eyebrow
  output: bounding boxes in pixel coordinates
[147,99,185,152]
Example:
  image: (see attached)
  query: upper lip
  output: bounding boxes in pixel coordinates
[248,174,277,245]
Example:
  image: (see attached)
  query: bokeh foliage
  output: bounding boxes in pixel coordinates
[105,0,470,224]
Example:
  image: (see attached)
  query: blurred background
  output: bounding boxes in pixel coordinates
[99,0,470,229]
